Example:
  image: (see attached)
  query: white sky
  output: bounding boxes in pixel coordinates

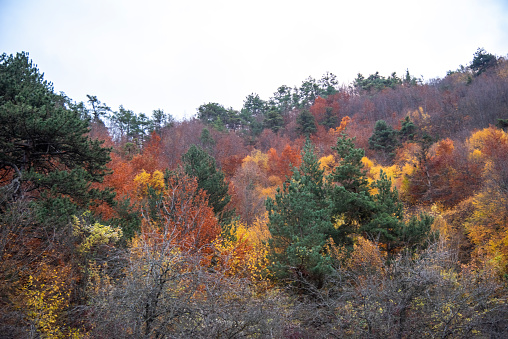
[1,0,508,120]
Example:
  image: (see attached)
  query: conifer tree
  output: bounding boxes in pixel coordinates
[296,109,317,136]
[328,133,375,247]
[266,139,334,290]
[0,52,114,222]
[182,144,233,226]
[368,120,399,163]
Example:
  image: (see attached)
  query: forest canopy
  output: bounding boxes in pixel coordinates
[1,49,508,338]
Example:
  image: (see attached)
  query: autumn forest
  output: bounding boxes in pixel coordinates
[1,49,508,338]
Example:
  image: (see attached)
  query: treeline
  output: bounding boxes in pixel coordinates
[1,49,508,338]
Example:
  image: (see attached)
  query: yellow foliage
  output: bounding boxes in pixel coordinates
[133,169,165,198]
[351,236,385,268]
[408,106,430,125]
[17,264,81,338]
[242,149,269,171]
[470,149,482,161]
[467,127,508,155]
[319,154,335,175]
[72,212,122,255]
[214,216,271,288]
[150,170,165,193]
[257,185,278,200]
[465,186,508,274]
[362,156,399,193]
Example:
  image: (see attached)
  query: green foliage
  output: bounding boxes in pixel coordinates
[263,107,284,133]
[399,116,417,142]
[109,197,142,241]
[361,170,403,252]
[266,140,334,290]
[321,107,338,129]
[242,93,267,117]
[329,134,433,254]
[110,105,149,144]
[269,85,295,115]
[0,52,114,222]
[354,71,402,93]
[368,120,399,163]
[199,127,215,149]
[470,47,497,76]
[197,102,228,124]
[296,109,317,136]
[328,134,375,246]
[496,118,508,131]
[182,144,234,227]
[318,72,339,96]
[86,94,110,123]
[197,102,242,131]
[149,108,174,134]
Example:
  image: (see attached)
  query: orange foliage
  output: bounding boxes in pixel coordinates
[309,93,348,125]
[329,116,352,136]
[267,144,302,179]
[137,172,220,252]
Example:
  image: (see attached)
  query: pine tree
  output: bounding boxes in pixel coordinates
[368,120,399,163]
[0,52,114,223]
[266,139,334,290]
[296,109,317,136]
[361,170,404,254]
[328,133,375,247]
[182,145,234,227]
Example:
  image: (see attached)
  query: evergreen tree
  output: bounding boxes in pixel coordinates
[149,108,174,134]
[361,170,404,254]
[182,145,233,227]
[266,139,334,290]
[328,133,375,247]
[321,107,338,129]
[368,120,399,163]
[0,52,114,222]
[296,109,317,136]
[330,134,433,254]
[263,108,284,133]
[86,94,110,122]
[470,48,497,76]
[199,127,215,150]
[399,116,417,142]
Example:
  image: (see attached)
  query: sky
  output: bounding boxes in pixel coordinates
[1,0,508,120]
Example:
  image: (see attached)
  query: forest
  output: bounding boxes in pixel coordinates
[1,48,508,338]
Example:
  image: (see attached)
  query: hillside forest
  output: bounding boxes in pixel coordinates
[1,49,508,338]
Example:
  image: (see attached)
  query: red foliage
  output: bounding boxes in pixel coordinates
[139,173,220,252]
[267,144,302,179]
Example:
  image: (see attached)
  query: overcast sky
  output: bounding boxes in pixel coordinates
[1,0,508,120]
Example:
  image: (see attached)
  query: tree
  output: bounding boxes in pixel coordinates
[149,108,174,134]
[86,94,110,122]
[368,120,399,163]
[269,85,295,115]
[328,133,375,247]
[263,107,284,133]
[399,116,417,142]
[298,76,321,108]
[110,105,149,145]
[296,109,317,137]
[353,71,402,93]
[0,52,114,221]
[242,93,267,117]
[470,48,497,76]
[197,102,228,125]
[182,145,234,227]
[266,139,334,290]
[318,72,339,96]
[329,133,432,253]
